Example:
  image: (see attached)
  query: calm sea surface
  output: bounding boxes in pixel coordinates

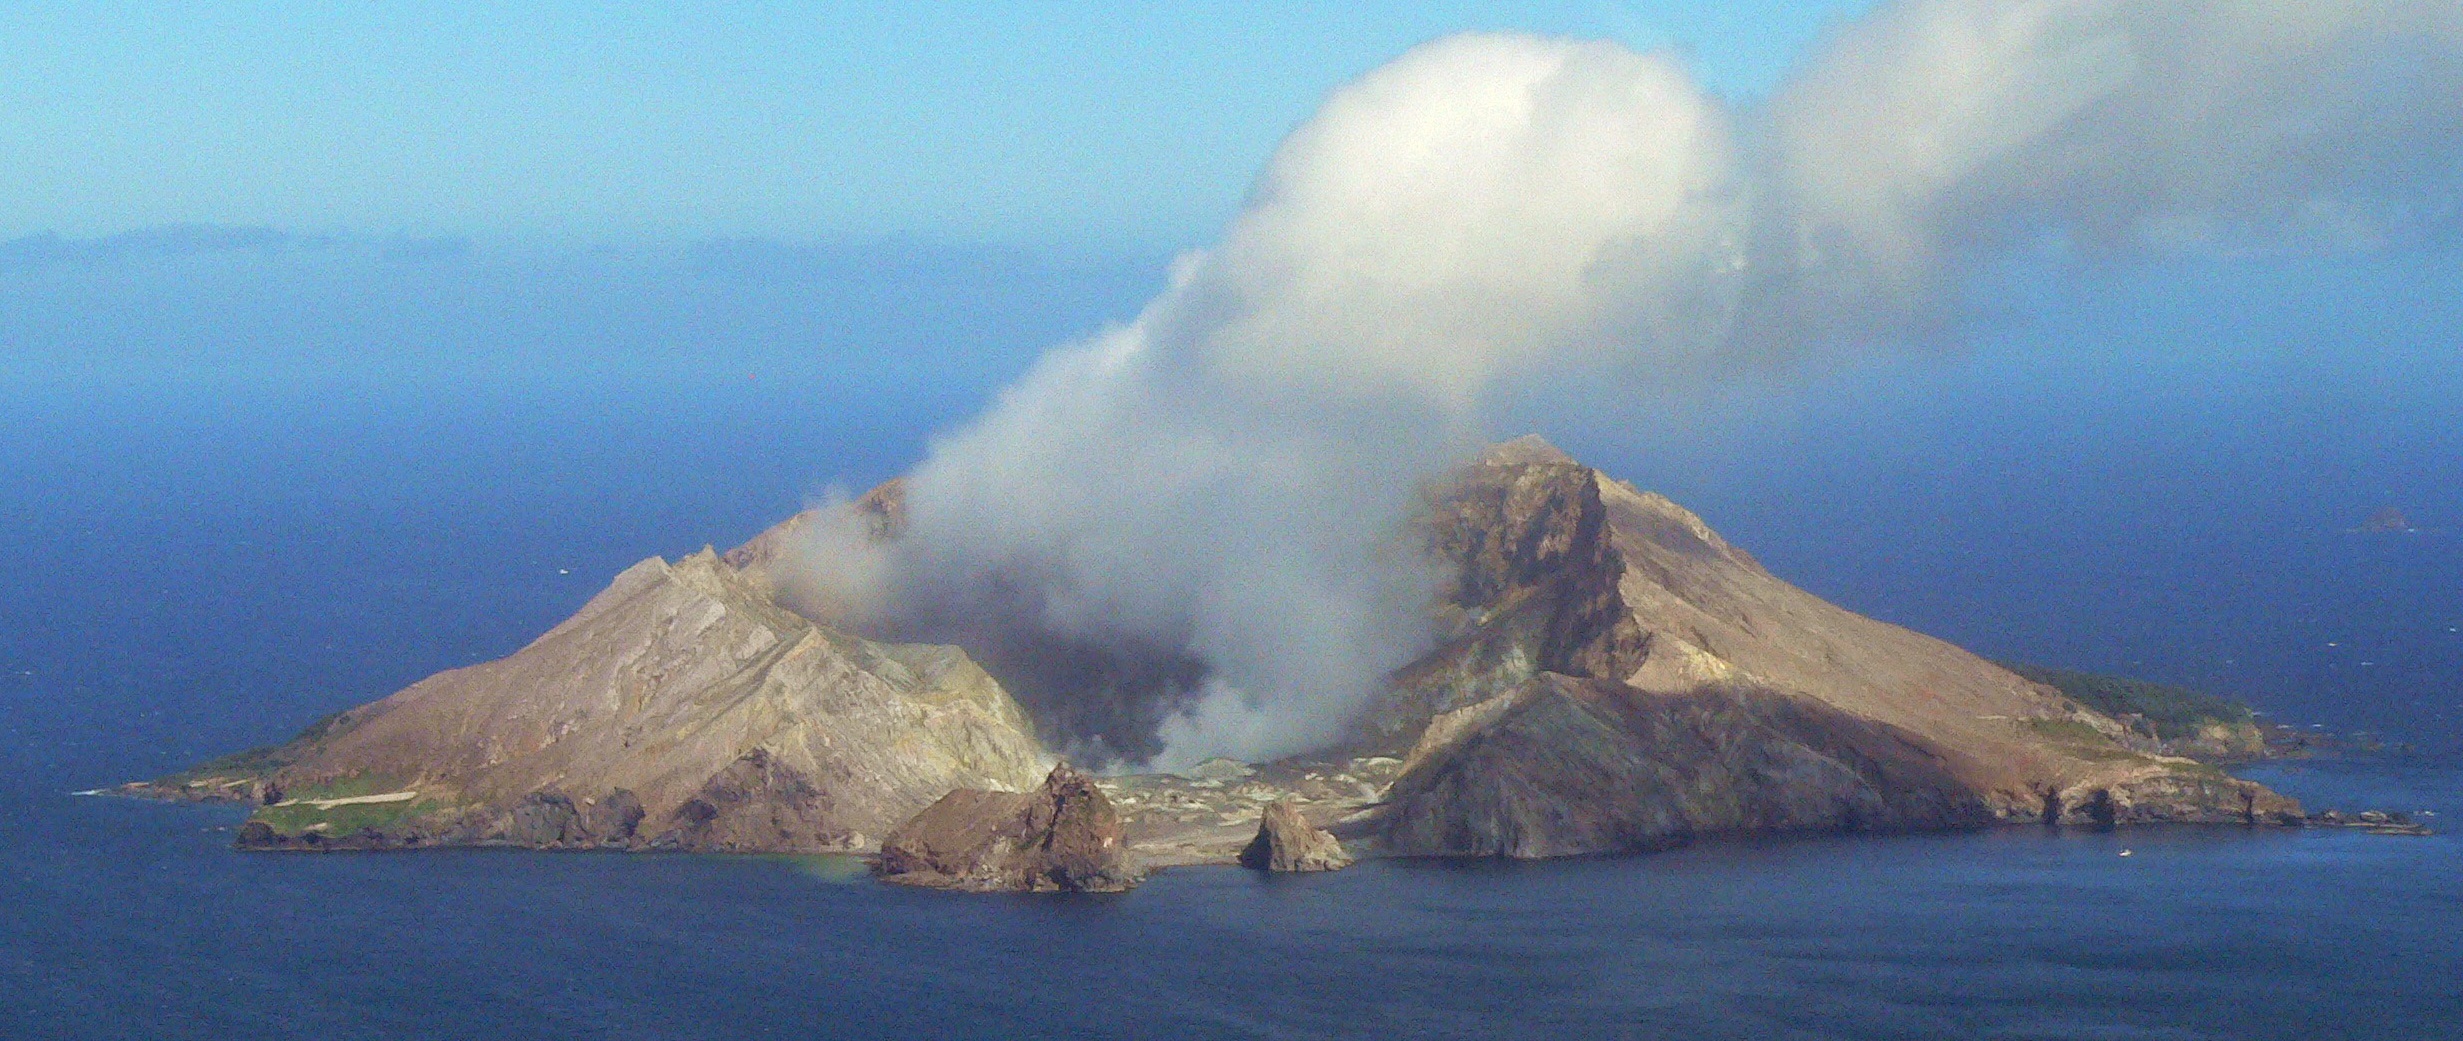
[3,762,2456,1040]
[2,382,2457,1039]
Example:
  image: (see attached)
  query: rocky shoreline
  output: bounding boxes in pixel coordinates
[111,740,2433,883]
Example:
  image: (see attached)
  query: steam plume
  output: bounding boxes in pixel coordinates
[794,2,2463,768]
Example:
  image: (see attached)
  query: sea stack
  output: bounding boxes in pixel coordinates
[1239,798,1352,872]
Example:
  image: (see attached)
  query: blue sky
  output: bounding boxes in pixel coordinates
[0,2,1870,250]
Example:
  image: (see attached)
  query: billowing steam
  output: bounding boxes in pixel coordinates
[792,1,2463,769]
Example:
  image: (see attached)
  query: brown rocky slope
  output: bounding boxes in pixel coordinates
[1335,437,2296,858]
[134,546,1047,852]
[1089,437,2304,866]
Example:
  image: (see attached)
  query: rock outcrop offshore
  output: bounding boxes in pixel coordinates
[875,762,1142,892]
[1240,798,1352,873]
[127,436,2369,889]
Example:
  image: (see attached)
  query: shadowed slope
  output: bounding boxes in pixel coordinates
[1352,440,2297,857]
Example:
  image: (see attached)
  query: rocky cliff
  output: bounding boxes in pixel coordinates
[1341,437,2298,857]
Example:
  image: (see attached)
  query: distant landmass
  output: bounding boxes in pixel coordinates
[2364,506,2415,533]
[2351,505,2450,536]
[121,438,2432,891]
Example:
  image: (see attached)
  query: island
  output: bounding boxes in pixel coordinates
[119,438,2426,891]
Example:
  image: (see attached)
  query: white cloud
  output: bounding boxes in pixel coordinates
[794,4,2463,767]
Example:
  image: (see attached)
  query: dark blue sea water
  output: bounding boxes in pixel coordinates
[4,247,2460,1038]
[5,758,2456,1039]
[4,382,2457,1040]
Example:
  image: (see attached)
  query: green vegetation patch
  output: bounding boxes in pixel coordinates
[276,774,406,803]
[777,855,873,885]
[2021,718,2111,745]
[2000,662,2256,740]
[245,772,432,837]
[151,709,360,786]
[253,798,440,838]
[2168,759,2230,780]
[2017,719,2148,763]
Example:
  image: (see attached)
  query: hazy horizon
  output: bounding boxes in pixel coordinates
[7,9,2463,1037]
[7,1,2462,765]
[5,232,2458,776]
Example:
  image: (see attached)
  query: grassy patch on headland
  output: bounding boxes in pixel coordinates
[151,709,359,786]
[1999,662,2255,740]
[275,775,405,802]
[245,773,430,836]
[253,797,439,837]
[2018,719,2150,763]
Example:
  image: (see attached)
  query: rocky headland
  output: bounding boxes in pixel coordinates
[133,536,1046,854]
[119,437,2420,889]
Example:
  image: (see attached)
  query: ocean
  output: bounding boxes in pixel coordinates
[4,755,2456,1039]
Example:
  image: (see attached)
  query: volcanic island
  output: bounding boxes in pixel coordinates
[116,438,2426,892]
